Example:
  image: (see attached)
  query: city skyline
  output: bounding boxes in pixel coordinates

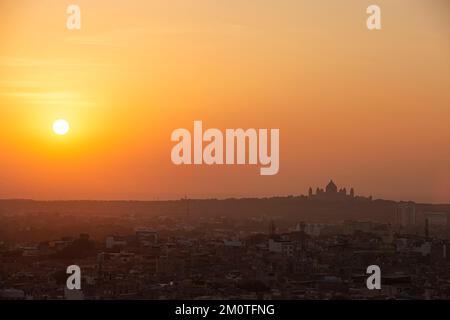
[0,178,448,205]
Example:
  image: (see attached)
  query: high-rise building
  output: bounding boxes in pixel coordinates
[424,211,449,227]
[396,202,416,227]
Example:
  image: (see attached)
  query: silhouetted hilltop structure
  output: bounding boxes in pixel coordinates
[0,180,449,232]
[308,180,371,202]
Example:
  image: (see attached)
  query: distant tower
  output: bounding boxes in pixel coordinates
[308,187,313,197]
[326,180,338,193]
[299,221,306,250]
[269,220,276,238]
[182,195,190,221]
[186,198,190,219]
[396,202,416,227]
[97,252,104,284]
[350,188,355,197]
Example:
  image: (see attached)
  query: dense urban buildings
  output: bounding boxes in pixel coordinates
[1,182,450,300]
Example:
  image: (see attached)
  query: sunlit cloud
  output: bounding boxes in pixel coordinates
[0,56,110,69]
[0,90,94,107]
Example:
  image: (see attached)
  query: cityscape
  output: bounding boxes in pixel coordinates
[1,180,450,300]
[0,1,448,314]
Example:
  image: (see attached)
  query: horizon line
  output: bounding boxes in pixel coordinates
[0,195,449,206]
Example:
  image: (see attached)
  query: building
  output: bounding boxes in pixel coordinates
[105,235,127,249]
[268,232,297,257]
[424,212,449,227]
[135,228,158,245]
[396,202,416,227]
[308,180,369,201]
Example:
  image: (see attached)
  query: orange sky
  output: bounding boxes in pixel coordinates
[0,0,449,202]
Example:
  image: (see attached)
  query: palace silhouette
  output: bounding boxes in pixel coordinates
[308,180,372,201]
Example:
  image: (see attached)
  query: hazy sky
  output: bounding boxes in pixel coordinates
[0,0,449,202]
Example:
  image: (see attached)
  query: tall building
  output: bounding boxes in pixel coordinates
[396,202,416,227]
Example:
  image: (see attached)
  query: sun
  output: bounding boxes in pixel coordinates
[53,119,70,135]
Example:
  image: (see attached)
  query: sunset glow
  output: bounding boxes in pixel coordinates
[0,0,449,202]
